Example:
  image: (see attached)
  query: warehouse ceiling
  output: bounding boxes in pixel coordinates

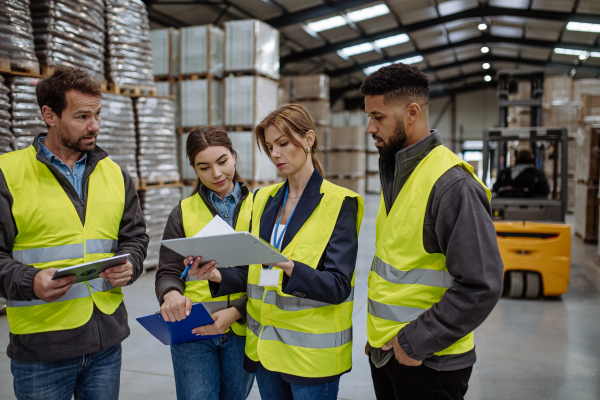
[144,0,600,106]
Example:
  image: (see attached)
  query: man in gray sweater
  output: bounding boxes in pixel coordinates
[362,63,503,400]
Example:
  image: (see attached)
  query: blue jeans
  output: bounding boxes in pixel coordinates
[11,344,122,400]
[255,365,340,400]
[171,334,254,400]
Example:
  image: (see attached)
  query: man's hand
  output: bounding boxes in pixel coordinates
[99,260,133,287]
[161,291,192,322]
[365,341,370,356]
[264,259,295,277]
[185,256,220,282]
[33,268,77,302]
[382,335,422,367]
[192,307,241,336]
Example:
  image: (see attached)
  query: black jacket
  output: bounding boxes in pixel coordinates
[211,169,360,384]
[0,133,148,362]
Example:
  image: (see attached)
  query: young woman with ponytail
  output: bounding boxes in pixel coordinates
[154,126,255,400]
[188,105,365,400]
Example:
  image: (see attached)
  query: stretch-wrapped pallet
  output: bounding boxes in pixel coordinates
[0,0,40,73]
[9,76,45,150]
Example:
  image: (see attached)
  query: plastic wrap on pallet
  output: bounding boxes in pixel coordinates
[0,78,11,155]
[574,182,599,242]
[135,97,179,184]
[297,100,329,127]
[179,131,195,181]
[347,110,368,127]
[180,79,223,127]
[228,131,279,182]
[9,76,44,150]
[331,111,347,127]
[142,186,182,269]
[180,25,224,78]
[293,75,329,101]
[97,92,138,181]
[316,126,330,151]
[544,101,579,137]
[105,0,155,87]
[0,0,40,73]
[151,28,179,77]
[225,19,279,80]
[30,0,105,82]
[225,75,278,127]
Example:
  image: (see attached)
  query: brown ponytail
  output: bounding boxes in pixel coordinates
[186,126,245,195]
[254,104,325,178]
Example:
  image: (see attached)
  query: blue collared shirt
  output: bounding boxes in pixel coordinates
[38,137,88,200]
[207,182,241,227]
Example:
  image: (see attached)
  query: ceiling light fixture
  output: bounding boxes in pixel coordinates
[347,4,390,22]
[481,46,489,54]
[374,33,409,48]
[478,23,487,30]
[363,55,424,75]
[484,75,492,82]
[566,22,600,33]
[337,34,411,58]
[482,62,490,69]
[337,43,375,57]
[306,16,346,32]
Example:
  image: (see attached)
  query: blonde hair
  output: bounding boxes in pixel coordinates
[254,104,325,178]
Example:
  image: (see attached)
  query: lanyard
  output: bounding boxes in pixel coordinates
[273,185,298,251]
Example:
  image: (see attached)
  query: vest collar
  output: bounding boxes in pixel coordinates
[259,168,324,250]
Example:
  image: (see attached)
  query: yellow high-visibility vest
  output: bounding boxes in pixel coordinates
[246,180,364,378]
[180,189,253,336]
[0,145,126,335]
[367,145,491,356]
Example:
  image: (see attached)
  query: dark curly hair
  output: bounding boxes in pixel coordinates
[360,63,429,105]
[36,65,102,118]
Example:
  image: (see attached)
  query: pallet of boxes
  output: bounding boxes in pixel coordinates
[223,19,281,190]
[280,74,331,178]
[329,110,368,195]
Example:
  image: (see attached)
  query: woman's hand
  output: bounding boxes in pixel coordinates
[191,307,242,336]
[161,291,192,322]
[184,256,222,283]
[264,259,295,277]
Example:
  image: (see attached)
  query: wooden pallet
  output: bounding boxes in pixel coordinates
[225,71,279,82]
[226,126,254,132]
[178,73,221,81]
[154,75,177,83]
[136,179,184,191]
[0,59,41,77]
[183,179,198,186]
[106,82,158,96]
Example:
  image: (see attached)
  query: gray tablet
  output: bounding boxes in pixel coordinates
[52,254,130,283]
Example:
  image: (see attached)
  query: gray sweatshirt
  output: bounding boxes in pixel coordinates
[0,134,148,362]
[369,130,504,371]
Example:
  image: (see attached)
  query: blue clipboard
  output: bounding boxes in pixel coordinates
[136,303,222,345]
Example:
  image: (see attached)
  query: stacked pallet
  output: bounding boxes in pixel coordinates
[329,110,368,195]
[141,186,182,270]
[0,0,40,74]
[30,0,105,82]
[224,19,280,187]
[96,93,138,181]
[0,75,11,155]
[135,97,180,186]
[105,0,155,91]
[8,76,44,150]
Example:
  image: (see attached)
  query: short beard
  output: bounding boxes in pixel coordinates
[377,120,407,161]
[58,124,97,153]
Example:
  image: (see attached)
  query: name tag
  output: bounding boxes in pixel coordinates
[259,268,281,287]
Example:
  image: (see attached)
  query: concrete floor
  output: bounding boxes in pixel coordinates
[1,194,600,399]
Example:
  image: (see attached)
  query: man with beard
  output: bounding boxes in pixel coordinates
[0,66,148,399]
[362,63,503,400]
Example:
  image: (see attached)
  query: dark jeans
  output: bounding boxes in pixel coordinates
[11,343,122,400]
[369,355,472,400]
[171,334,254,400]
[255,365,340,400]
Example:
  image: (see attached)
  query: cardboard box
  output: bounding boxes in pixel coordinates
[330,126,366,151]
[225,19,279,80]
[574,183,599,242]
[575,125,600,183]
[581,94,600,124]
[180,25,224,77]
[151,28,180,77]
[225,75,278,127]
[297,100,330,126]
[316,127,330,151]
[293,74,329,100]
[329,151,366,177]
[544,76,573,106]
[180,79,223,128]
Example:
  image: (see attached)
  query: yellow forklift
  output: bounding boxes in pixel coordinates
[481,70,571,299]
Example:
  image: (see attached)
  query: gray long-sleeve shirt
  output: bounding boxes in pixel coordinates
[0,133,148,362]
[370,130,504,371]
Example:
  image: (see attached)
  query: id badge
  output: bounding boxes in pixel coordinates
[259,268,281,287]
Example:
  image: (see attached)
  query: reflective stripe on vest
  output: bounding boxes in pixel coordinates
[246,179,364,378]
[0,146,125,335]
[180,190,253,337]
[368,145,491,356]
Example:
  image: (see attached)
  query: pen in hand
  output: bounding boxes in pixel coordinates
[180,260,193,279]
